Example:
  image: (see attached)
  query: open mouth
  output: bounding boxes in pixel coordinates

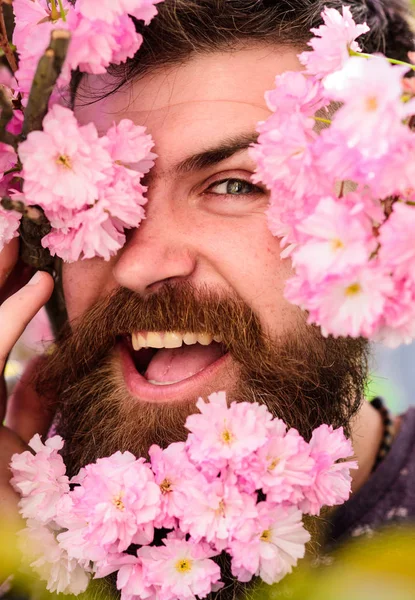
[119,331,230,402]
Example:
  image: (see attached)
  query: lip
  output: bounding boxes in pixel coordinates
[118,342,231,403]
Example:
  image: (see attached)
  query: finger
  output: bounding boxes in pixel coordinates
[0,271,54,369]
[6,356,56,443]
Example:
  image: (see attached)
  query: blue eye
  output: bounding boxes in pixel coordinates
[208,178,259,195]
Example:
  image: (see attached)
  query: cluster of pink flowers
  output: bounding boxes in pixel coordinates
[10,392,357,598]
[0,0,159,261]
[13,0,162,96]
[251,5,415,346]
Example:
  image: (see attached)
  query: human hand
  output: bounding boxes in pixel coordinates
[0,238,54,523]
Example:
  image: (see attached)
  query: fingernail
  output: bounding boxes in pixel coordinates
[27,271,43,286]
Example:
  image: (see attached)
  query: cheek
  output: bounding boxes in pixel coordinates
[62,258,117,322]
[205,218,301,336]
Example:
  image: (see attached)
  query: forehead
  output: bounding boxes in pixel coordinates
[75,46,302,164]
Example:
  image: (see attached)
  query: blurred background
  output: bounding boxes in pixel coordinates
[5,307,415,413]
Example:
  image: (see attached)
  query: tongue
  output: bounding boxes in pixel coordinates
[145,342,223,384]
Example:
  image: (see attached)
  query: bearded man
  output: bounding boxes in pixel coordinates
[1,0,415,598]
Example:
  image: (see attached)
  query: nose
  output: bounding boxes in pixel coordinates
[113,202,197,295]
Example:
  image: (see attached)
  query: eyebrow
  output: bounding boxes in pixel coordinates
[173,131,259,175]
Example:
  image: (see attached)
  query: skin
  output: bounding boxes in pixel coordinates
[0,46,384,526]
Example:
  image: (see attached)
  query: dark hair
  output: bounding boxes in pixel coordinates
[73,0,415,102]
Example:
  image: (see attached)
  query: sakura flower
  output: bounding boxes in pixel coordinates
[293,196,377,282]
[179,477,258,551]
[251,111,325,201]
[229,504,310,585]
[299,6,370,79]
[375,277,415,348]
[379,202,415,281]
[10,434,69,525]
[324,55,412,156]
[265,71,327,117]
[19,521,90,595]
[0,142,18,174]
[139,534,222,600]
[149,442,206,528]
[42,202,126,262]
[117,556,156,600]
[185,392,272,472]
[300,425,357,515]
[57,452,160,561]
[105,120,156,170]
[65,11,142,75]
[76,0,161,25]
[286,263,393,338]
[0,207,21,252]
[240,423,315,503]
[19,105,112,211]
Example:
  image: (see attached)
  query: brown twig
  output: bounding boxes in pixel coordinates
[21,29,71,138]
[0,87,18,149]
[0,0,17,73]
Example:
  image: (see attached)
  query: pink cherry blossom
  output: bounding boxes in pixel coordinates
[19,105,112,210]
[300,425,357,515]
[57,452,160,560]
[139,534,222,600]
[185,392,272,472]
[293,196,377,282]
[179,476,258,551]
[286,263,394,338]
[375,277,415,348]
[265,71,327,117]
[19,521,90,595]
[10,435,69,525]
[105,120,157,170]
[324,55,413,156]
[229,504,310,585]
[379,202,415,282]
[0,206,21,252]
[65,11,142,76]
[240,423,315,503]
[117,556,156,600]
[149,442,205,528]
[76,0,161,25]
[251,111,326,202]
[299,6,370,79]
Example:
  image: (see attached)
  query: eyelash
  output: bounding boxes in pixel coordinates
[205,177,264,197]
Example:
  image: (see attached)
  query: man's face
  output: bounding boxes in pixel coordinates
[37,45,366,477]
[66,47,304,399]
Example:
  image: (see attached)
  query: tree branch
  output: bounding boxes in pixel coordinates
[21,28,71,138]
[0,0,17,73]
[0,87,18,149]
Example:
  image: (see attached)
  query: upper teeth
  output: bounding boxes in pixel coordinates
[131,331,223,351]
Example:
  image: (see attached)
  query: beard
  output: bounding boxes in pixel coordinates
[35,283,369,599]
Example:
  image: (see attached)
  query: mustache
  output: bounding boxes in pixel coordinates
[36,282,267,395]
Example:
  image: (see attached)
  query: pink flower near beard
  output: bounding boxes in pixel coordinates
[139,533,222,600]
[149,442,207,529]
[299,6,370,79]
[19,521,91,595]
[228,504,310,585]
[300,425,357,515]
[56,453,161,561]
[10,435,69,525]
[185,392,272,473]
